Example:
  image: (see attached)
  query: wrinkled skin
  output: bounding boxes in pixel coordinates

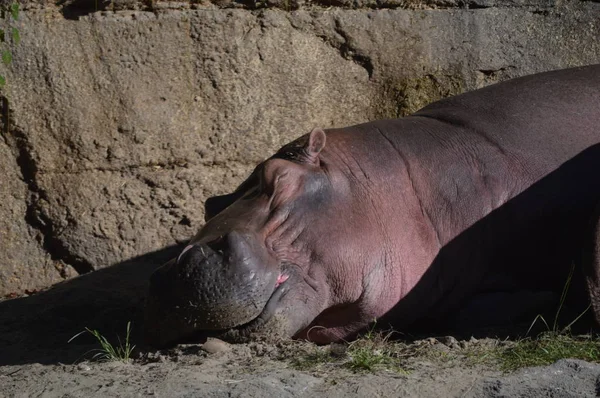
[145,65,600,347]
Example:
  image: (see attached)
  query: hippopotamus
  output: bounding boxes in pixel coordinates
[144,64,600,347]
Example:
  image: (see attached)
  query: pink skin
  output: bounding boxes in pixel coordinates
[287,131,439,343]
[185,127,439,344]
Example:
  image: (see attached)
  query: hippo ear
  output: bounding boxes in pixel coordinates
[305,128,326,163]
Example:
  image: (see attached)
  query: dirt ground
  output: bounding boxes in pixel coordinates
[1,245,599,398]
[2,339,600,398]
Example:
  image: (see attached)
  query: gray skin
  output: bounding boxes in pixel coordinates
[144,64,600,347]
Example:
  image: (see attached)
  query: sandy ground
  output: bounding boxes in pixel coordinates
[2,340,600,398]
[1,245,599,397]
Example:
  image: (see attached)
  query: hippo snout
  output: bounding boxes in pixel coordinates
[144,232,281,347]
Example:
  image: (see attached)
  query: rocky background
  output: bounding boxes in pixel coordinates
[1,0,599,295]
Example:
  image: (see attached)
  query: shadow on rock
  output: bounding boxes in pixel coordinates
[0,243,185,365]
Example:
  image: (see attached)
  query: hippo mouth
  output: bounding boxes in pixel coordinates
[222,271,290,336]
[145,239,295,347]
[171,267,293,346]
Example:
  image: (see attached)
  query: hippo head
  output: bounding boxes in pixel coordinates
[144,128,347,347]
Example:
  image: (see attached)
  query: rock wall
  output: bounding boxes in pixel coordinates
[1,0,599,295]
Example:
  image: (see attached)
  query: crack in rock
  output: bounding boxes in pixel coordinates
[313,17,375,80]
[2,98,94,276]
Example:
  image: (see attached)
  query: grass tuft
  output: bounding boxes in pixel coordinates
[497,332,600,372]
[290,328,411,374]
[69,321,136,363]
[344,330,405,373]
[345,343,394,372]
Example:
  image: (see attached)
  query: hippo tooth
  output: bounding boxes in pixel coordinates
[177,244,195,264]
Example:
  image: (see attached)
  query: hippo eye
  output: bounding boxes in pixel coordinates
[285,151,294,158]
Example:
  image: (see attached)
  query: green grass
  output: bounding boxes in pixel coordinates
[290,330,411,374]
[497,332,600,371]
[345,342,396,372]
[69,321,136,363]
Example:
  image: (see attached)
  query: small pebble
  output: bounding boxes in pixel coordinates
[201,338,231,354]
[437,336,460,349]
[77,363,91,372]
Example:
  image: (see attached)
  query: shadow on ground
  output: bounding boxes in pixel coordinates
[0,243,186,365]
